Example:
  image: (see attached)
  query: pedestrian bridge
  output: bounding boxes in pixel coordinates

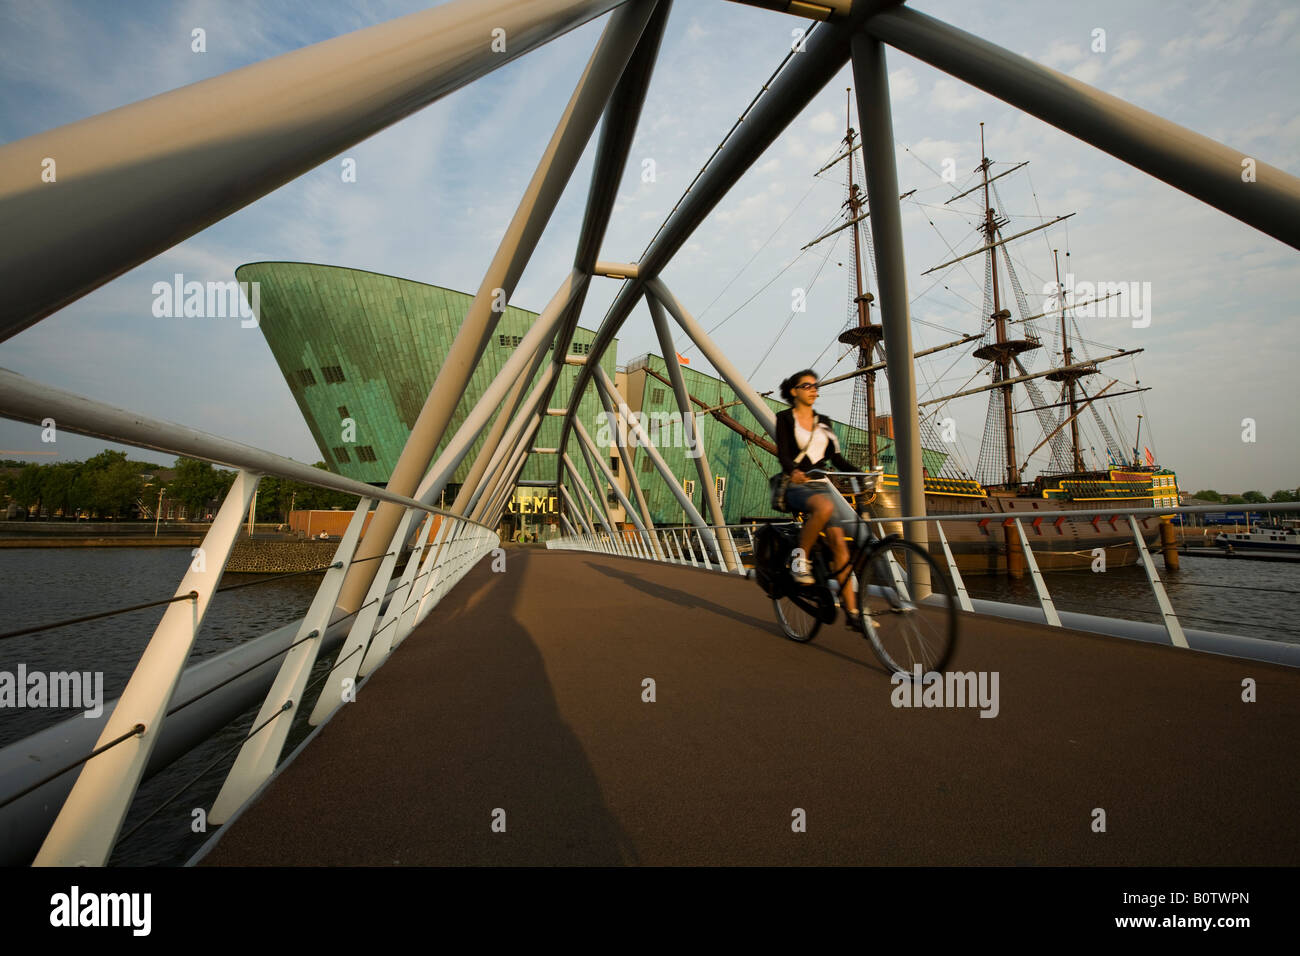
[196,546,1300,867]
[1,0,1297,870]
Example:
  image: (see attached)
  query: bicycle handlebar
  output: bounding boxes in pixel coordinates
[805,468,880,478]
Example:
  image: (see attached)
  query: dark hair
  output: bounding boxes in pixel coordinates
[779,369,819,404]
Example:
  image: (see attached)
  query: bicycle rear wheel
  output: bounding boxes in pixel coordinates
[773,589,826,643]
[856,538,958,676]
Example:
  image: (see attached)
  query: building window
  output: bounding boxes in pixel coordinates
[322,365,346,383]
[715,474,727,505]
[332,446,352,464]
[356,445,378,463]
[610,456,619,475]
[640,456,653,474]
[497,334,523,348]
[337,405,349,419]
[295,368,317,387]
[572,341,590,355]
[651,387,665,405]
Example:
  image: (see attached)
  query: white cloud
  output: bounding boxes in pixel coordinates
[1037,38,1087,70]
[1067,58,1105,86]
[930,76,981,113]
[807,110,837,134]
[1131,69,1188,104]
[1109,35,1145,67]
[888,67,918,100]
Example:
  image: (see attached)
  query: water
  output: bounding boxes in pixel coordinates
[963,554,1300,645]
[1,548,1295,866]
[0,548,324,865]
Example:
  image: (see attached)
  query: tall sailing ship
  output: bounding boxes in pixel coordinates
[641,113,1180,574]
[817,114,1179,574]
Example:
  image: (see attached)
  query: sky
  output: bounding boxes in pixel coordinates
[0,0,1296,496]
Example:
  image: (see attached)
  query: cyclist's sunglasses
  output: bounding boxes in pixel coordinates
[793,382,819,390]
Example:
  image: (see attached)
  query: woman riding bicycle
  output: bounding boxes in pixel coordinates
[775,369,861,627]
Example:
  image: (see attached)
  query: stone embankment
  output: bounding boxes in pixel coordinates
[225,539,343,573]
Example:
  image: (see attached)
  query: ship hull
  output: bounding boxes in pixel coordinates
[865,488,1163,576]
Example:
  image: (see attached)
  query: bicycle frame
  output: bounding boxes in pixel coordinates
[800,468,884,574]
[788,469,914,608]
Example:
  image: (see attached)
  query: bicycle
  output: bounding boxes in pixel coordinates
[764,468,959,677]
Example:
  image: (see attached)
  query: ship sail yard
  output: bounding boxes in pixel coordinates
[673,103,1176,577]
[818,113,1180,574]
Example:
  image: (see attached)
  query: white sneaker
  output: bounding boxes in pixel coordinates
[789,553,814,585]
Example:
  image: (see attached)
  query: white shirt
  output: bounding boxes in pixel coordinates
[793,417,834,482]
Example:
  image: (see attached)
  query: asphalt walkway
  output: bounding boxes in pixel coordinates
[202,546,1300,865]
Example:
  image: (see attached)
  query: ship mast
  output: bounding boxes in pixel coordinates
[970,123,1040,487]
[836,89,884,469]
[1048,249,1086,471]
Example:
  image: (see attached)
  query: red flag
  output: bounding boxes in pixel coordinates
[676,351,690,365]
[1144,446,1155,466]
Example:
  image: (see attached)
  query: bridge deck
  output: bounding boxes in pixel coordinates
[201,547,1300,866]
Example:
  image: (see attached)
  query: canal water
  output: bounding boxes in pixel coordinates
[0,547,323,866]
[1,547,1295,865]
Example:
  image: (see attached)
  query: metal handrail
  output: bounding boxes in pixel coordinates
[546,499,1299,659]
[1,369,503,865]
[0,367,495,532]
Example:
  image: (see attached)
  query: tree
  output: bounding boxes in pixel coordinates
[13,465,44,515]
[253,474,304,522]
[1241,490,1267,504]
[1190,489,1221,502]
[282,463,359,513]
[169,457,223,516]
[1223,494,1246,505]
[1270,489,1298,503]
[41,462,82,517]
[93,459,144,517]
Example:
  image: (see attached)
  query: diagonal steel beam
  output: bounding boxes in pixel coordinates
[852,30,929,594]
[647,294,739,571]
[573,415,650,536]
[554,16,858,480]
[338,1,657,613]
[862,5,1300,249]
[0,0,628,338]
[592,371,664,558]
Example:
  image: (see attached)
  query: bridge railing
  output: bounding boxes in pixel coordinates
[546,501,1300,662]
[0,368,499,866]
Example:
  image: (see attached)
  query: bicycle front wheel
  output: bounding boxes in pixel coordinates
[856,539,958,676]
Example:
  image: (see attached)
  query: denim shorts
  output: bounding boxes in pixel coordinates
[785,479,864,545]
[784,478,832,516]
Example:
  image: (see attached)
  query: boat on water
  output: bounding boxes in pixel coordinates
[1215,521,1300,553]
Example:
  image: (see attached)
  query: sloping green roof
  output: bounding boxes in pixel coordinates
[238,261,615,486]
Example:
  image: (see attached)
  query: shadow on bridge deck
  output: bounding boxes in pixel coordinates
[201,546,1300,866]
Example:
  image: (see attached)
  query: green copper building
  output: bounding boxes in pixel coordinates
[238,261,616,501]
[242,261,936,534]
